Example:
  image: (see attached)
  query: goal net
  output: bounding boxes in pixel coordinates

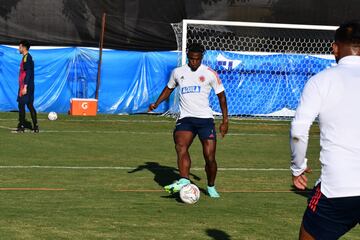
[167,20,337,119]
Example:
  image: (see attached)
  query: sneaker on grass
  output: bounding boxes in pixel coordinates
[164,178,190,194]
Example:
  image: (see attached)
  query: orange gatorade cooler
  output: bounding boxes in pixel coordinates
[70,98,98,116]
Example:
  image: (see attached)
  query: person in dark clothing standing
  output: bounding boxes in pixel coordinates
[17,40,39,133]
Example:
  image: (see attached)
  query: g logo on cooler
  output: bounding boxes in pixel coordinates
[81,102,88,110]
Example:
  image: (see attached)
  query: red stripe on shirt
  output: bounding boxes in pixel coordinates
[207,67,222,85]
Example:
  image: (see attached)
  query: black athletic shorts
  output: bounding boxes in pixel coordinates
[302,183,360,240]
[17,94,34,105]
[173,117,216,141]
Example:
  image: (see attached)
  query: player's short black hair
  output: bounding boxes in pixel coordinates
[335,20,360,45]
[19,40,30,50]
[187,42,205,54]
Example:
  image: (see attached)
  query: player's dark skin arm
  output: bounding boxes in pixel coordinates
[148,86,175,111]
[217,91,228,137]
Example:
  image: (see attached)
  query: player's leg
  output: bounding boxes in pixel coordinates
[201,139,220,198]
[164,131,194,193]
[174,131,194,179]
[201,139,217,186]
[17,102,26,132]
[198,118,220,197]
[26,101,39,132]
[164,118,195,194]
[299,223,315,240]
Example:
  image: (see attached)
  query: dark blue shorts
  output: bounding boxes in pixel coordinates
[302,184,360,239]
[173,117,216,141]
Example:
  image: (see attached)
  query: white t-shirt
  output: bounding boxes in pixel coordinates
[167,64,225,119]
[291,56,360,198]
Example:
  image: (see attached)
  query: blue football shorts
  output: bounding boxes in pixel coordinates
[302,183,360,239]
[173,117,216,141]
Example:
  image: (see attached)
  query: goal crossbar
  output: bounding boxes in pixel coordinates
[181,19,338,64]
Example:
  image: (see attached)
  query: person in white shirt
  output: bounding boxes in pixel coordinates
[149,43,228,198]
[290,20,360,239]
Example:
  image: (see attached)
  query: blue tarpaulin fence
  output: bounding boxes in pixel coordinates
[0,45,334,115]
[0,45,177,113]
[202,51,335,115]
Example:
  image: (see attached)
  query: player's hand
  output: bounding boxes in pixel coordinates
[21,86,27,96]
[292,167,312,190]
[219,121,228,138]
[148,103,157,112]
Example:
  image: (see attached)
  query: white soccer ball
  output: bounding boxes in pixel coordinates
[48,112,58,121]
[180,184,200,204]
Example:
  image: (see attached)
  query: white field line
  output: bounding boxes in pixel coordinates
[228,121,289,126]
[0,187,66,191]
[0,187,311,193]
[0,118,291,126]
[61,119,173,123]
[0,125,12,130]
[0,125,282,136]
[114,189,313,193]
[40,130,281,136]
[0,118,174,123]
[0,125,320,138]
[0,165,320,171]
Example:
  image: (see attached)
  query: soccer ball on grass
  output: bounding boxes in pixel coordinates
[48,112,58,121]
[180,184,200,204]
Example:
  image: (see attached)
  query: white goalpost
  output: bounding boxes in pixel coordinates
[168,19,338,119]
[180,20,337,65]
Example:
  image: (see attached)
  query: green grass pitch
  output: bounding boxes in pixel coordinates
[0,112,359,239]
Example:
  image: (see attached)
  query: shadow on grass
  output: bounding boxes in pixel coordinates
[206,229,231,240]
[160,192,183,203]
[290,185,311,198]
[128,162,206,200]
[128,161,201,187]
